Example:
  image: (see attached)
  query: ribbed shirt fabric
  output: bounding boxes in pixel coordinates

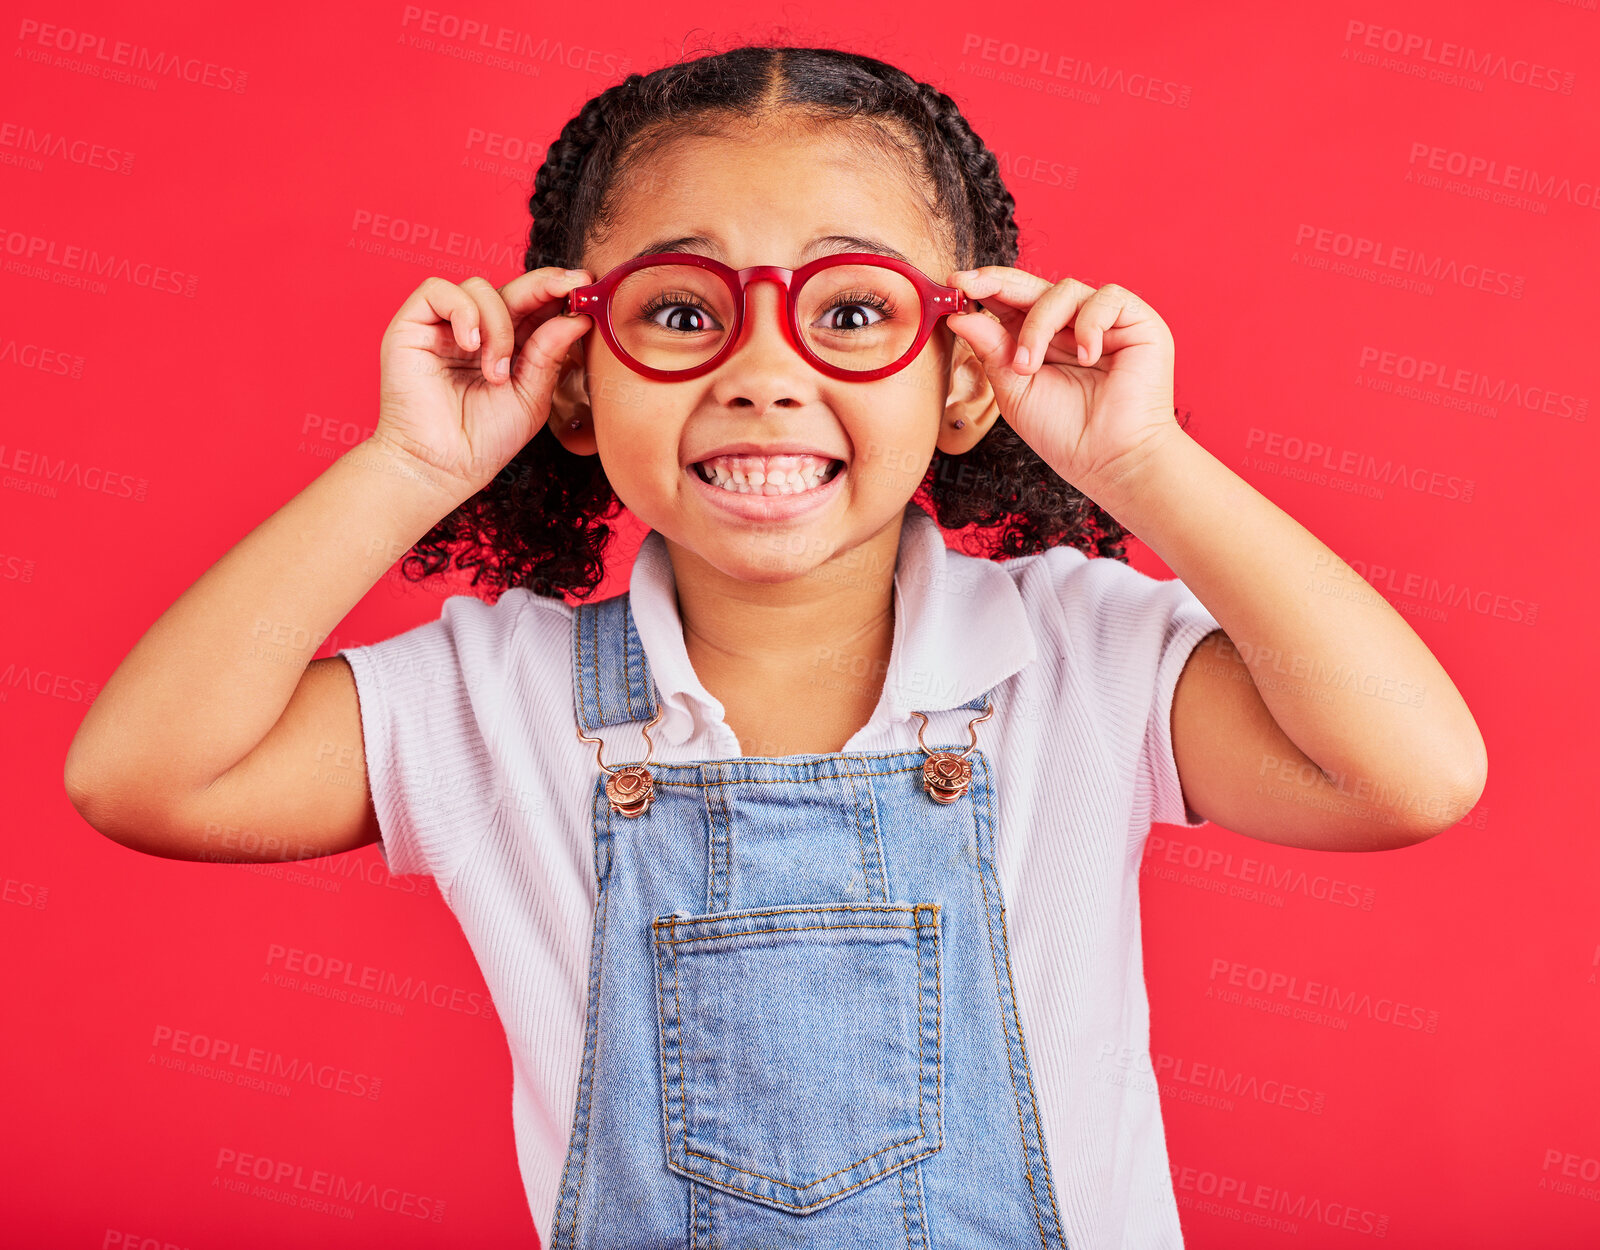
[338,501,1222,1249]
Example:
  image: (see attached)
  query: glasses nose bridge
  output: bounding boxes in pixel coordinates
[734,265,796,316]
[730,264,799,351]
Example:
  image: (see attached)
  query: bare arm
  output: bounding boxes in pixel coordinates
[63,267,596,862]
[63,436,467,860]
[1098,427,1488,851]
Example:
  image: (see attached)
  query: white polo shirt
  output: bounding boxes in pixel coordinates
[339,501,1222,1249]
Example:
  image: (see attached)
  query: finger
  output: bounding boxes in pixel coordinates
[1069,284,1161,367]
[509,307,592,408]
[501,267,594,352]
[459,276,520,384]
[398,276,484,355]
[1012,279,1097,373]
[944,306,1025,397]
[951,266,1090,326]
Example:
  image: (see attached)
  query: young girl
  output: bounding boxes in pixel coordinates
[65,44,1486,1250]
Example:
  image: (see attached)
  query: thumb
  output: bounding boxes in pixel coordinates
[947,310,1021,385]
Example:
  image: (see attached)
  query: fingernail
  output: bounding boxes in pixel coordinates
[496,357,510,378]
[1015,344,1030,369]
[1077,345,1089,364]
[468,326,480,349]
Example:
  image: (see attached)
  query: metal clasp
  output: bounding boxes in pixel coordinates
[575,702,667,818]
[908,698,993,804]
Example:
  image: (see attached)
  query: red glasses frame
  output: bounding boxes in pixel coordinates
[560,252,976,382]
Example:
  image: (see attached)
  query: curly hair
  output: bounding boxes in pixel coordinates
[405,42,1172,601]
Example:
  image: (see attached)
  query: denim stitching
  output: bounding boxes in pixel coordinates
[860,757,891,899]
[913,1156,932,1249]
[899,1166,913,1248]
[657,922,920,945]
[620,597,634,722]
[552,873,610,1249]
[550,766,609,1248]
[650,763,925,789]
[978,841,1051,1250]
[671,937,690,1165]
[679,1144,945,1213]
[923,905,944,1152]
[844,765,873,901]
[651,904,918,928]
[653,908,942,1207]
[980,752,1067,1248]
[586,601,599,732]
[720,776,733,911]
[653,912,677,1229]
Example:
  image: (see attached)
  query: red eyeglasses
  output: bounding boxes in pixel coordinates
[561,252,975,382]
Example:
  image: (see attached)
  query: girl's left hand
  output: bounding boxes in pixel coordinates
[945,266,1182,499]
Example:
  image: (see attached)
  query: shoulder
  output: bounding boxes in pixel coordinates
[341,586,575,704]
[961,542,1206,656]
[952,542,1220,714]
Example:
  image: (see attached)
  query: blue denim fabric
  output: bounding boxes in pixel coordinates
[553,592,1069,1249]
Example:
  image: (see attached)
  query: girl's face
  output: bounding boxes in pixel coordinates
[551,123,997,585]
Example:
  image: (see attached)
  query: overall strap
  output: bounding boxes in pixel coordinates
[571,593,658,735]
[572,591,993,735]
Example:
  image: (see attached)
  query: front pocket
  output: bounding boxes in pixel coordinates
[651,902,943,1215]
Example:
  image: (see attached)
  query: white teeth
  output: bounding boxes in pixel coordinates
[694,454,841,495]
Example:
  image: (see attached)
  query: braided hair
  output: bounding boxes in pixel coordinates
[405,43,1145,601]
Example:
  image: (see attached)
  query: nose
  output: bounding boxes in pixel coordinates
[711,274,810,409]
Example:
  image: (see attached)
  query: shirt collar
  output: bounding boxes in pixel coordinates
[628,503,1038,747]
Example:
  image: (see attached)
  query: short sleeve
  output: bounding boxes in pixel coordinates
[337,591,527,892]
[1140,581,1223,828]
[1047,551,1222,831]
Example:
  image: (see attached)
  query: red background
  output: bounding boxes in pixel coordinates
[5,1,1597,1246]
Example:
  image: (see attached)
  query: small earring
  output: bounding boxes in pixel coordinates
[952,419,966,429]
[568,417,582,430]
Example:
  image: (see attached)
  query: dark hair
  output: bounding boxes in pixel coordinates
[405,42,1173,601]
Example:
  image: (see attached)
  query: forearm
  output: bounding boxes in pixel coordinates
[1085,428,1488,804]
[66,436,465,804]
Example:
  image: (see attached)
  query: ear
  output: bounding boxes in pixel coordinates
[546,336,598,456]
[936,331,1002,457]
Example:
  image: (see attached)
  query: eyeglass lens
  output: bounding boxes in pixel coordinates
[608,263,923,373]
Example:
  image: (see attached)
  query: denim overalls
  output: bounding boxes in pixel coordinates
[550,591,1069,1249]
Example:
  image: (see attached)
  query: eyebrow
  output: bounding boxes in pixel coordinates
[626,233,911,265]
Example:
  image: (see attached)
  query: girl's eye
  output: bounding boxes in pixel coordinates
[638,293,723,334]
[816,292,896,332]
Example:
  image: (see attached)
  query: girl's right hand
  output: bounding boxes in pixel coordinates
[374,267,594,499]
